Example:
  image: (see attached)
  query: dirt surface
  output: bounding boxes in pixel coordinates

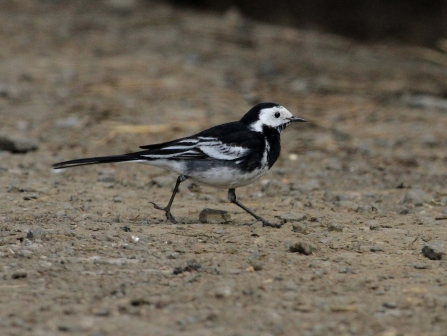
[2,1,447,335]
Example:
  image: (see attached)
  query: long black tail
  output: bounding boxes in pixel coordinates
[52,154,139,169]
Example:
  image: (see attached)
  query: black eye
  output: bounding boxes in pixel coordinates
[274,112,280,118]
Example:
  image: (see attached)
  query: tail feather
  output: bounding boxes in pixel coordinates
[52,154,138,169]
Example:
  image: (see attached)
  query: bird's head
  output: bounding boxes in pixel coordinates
[241,102,306,133]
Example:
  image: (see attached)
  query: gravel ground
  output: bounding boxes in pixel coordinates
[1,1,447,335]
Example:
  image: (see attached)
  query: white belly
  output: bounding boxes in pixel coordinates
[189,166,269,189]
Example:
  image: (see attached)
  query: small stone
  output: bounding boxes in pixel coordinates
[413,263,431,269]
[338,200,359,211]
[370,245,384,252]
[289,240,317,255]
[383,302,397,309]
[113,196,122,202]
[403,189,431,206]
[292,223,309,234]
[97,169,115,183]
[26,228,46,240]
[417,215,436,225]
[199,208,231,224]
[55,210,66,217]
[0,134,38,153]
[279,213,306,223]
[23,193,38,200]
[214,286,232,298]
[422,241,446,260]
[11,270,27,279]
[327,222,343,232]
[55,116,81,129]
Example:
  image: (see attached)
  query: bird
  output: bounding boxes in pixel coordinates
[53,102,306,228]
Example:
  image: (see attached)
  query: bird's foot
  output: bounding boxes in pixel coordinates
[149,202,178,224]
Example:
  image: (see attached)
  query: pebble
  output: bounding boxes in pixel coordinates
[413,263,431,269]
[11,269,27,279]
[97,169,115,183]
[292,223,309,234]
[327,222,343,232]
[289,240,317,255]
[26,228,46,240]
[422,241,446,260]
[417,215,436,226]
[403,189,431,206]
[199,208,231,224]
[23,193,38,200]
[0,134,38,153]
[370,245,385,252]
[113,196,122,203]
[279,212,306,223]
[404,94,447,111]
[383,302,397,309]
[214,286,232,298]
[55,116,82,129]
[338,200,359,212]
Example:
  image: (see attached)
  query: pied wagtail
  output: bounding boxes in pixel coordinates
[53,102,306,228]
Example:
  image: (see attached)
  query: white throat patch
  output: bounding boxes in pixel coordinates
[248,106,293,133]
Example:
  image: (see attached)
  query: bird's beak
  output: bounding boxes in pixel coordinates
[289,116,307,122]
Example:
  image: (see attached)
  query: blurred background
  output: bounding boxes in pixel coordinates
[1,0,447,190]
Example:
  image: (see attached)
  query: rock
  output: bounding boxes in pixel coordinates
[11,270,27,279]
[403,189,431,206]
[113,196,122,202]
[55,116,82,128]
[383,302,397,309]
[199,208,231,224]
[97,169,115,183]
[338,200,359,211]
[370,245,385,252]
[422,241,446,260]
[291,223,309,234]
[289,240,317,255]
[26,228,47,241]
[214,286,232,298]
[417,215,436,225]
[0,134,38,153]
[279,212,306,223]
[413,263,431,269]
[23,193,38,200]
[327,222,343,232]
[404,94,447,111]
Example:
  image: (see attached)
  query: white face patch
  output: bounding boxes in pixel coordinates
[249,106,294,132]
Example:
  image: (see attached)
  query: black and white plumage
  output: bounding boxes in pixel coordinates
[53,102,306,227]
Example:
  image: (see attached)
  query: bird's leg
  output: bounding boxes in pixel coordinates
[150,175,188,224]
[228,188,282,228]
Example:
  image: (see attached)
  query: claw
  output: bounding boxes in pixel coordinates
[149,202,178,224]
